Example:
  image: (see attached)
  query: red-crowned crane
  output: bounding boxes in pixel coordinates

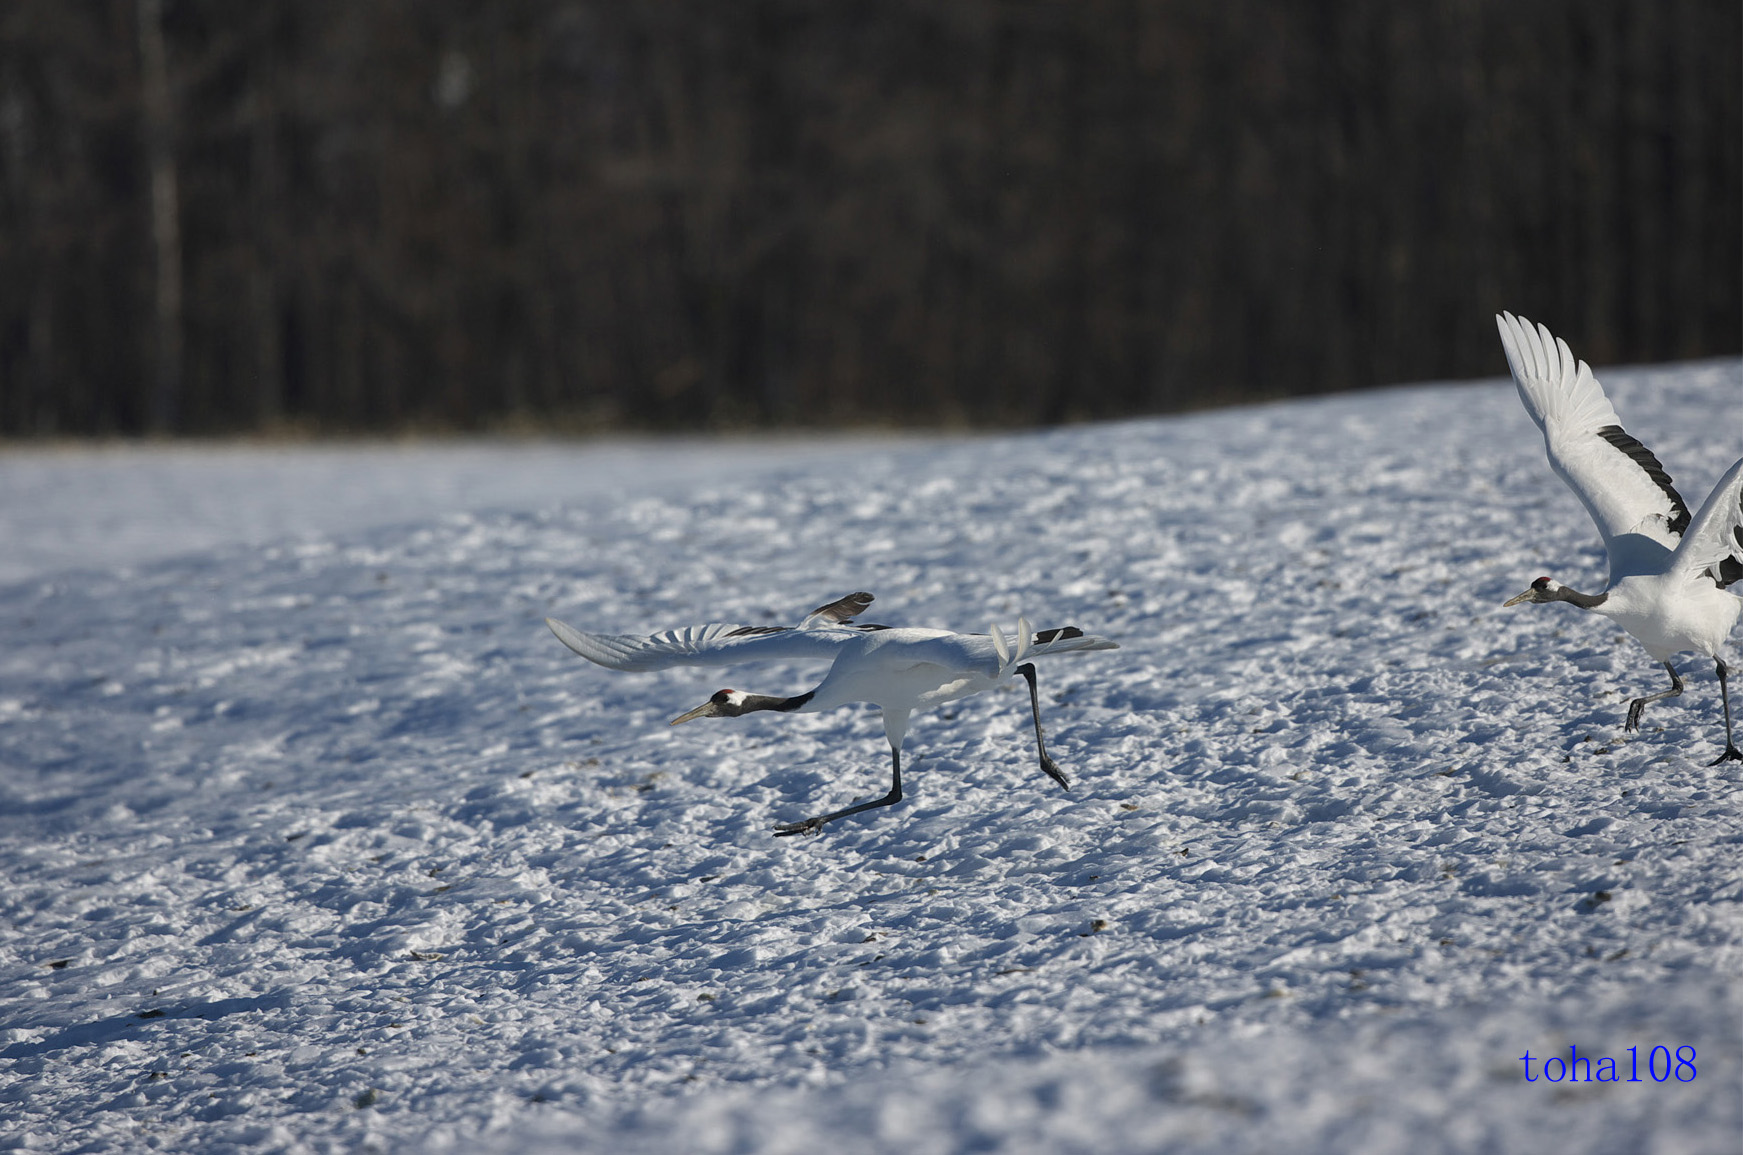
[546,592,1118,834]
[1496,311,1743,763]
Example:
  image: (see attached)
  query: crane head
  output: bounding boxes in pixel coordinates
[1503,576,1557,606]
[670,689,746,724]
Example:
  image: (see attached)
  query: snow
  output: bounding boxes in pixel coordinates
[2,362,1740,1153]
[0,436,914,586]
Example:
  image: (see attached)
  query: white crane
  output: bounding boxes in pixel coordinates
[1496,311,1743,763]
[546,592,1119,834]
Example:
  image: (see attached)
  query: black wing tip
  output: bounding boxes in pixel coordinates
[1594,424,1692,536]
[1716,521,1743,588]
[808,591,876,624]
[723,624,791,638]
[1033,626,1085,644]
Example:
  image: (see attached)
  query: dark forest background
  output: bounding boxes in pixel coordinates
[0,0,1738,437]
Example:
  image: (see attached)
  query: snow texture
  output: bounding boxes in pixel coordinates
[1,363,1740,1153]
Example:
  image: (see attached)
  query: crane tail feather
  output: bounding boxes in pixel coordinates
[990,621,1011,667]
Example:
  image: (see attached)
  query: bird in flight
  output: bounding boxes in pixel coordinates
[1495,311,1743,763]
[547,592,1119,833]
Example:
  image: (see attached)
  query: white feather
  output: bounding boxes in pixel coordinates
[1496,311,1687,577]
[545,618,853,672]
[1670,457,1743,583]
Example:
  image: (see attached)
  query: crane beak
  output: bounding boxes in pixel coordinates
[1502,588,1534,607]
[669,701,721,725]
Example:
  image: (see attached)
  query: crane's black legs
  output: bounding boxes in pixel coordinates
[771,667,1073,837]
[1712,659,1743,765]
[1625,662,1683,733]
[1618,658,1743,764]
[1018,662,1070,790]
[774,744,905,836]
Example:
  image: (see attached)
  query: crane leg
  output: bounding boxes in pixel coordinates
[1711,658,1743,765]
[1018,662,1070,790]
[774,744,905,836]
[1625,661,1682,733]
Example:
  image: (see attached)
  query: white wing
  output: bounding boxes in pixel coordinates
[1497,312,1691,573]
[867,625,1118,676]
[1669,457,1743,587]
[546,618,856,672]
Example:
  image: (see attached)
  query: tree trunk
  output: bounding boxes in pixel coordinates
[136,0,182,433]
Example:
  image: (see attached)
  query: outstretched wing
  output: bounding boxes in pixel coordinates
[1497,312,1690,575]
[888,624,1119,675]
[547,618,854,672]
[1669,457,1743,588]
[548,591,884,672]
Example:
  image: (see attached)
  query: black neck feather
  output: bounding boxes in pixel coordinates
[736,691,815,715]
[1553,586,1608,610]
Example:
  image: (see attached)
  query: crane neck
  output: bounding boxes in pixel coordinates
[734,690,816,715]
[1553,586,1609,610]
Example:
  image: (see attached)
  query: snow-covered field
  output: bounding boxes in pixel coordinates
[2,362,1740,1154]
